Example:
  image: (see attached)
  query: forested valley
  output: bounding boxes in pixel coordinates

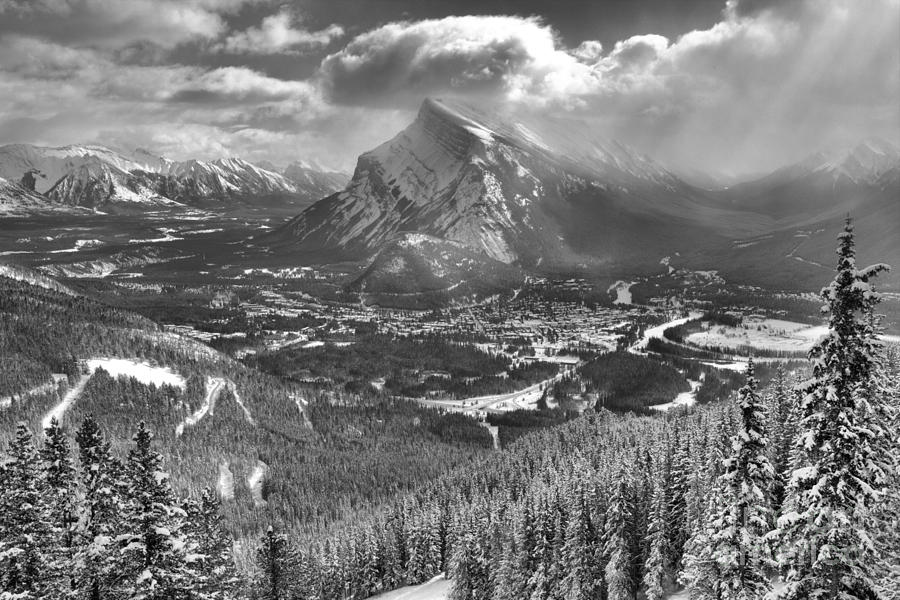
[1,223,898,600]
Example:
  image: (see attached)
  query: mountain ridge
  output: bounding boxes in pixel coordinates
[0,143,346,213]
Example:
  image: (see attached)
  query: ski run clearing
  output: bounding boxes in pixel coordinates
[248,460,268,507]
[175,377,255,436]
[651,379,701,412]
[217,461,235,501]
[176,377,226,437]
[41,357,185,429]
[86,358,185,389]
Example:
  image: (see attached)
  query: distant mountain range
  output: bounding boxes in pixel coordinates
[0,143,348,215]
[265,98,899,297]
[2,99,896,300]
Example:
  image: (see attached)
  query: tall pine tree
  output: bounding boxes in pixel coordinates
[120,421,195,599]
[775,218,892,600]
[0,423,50,599]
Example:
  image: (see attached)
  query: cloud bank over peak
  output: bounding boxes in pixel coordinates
[0,0,896,173]
[315,0,899,172]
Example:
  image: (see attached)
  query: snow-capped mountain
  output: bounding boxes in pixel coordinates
[0,143,345,213]
[128,155,300,206]
[282,161,349,200]
[269,98,743,268]
[723,138,900,220]
[798,138,900,185]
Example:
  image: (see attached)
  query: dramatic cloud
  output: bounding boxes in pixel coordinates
[0,0,250,50]
[221,10,344,54]
[318,16,589,107]
[317,0,900,172]
[0,0,896,173]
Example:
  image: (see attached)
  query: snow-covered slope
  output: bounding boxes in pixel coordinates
[270,98,745,268]
[349,232,523,308]
[282,160,349,200]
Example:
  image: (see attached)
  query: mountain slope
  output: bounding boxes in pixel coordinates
[722,138,900,220]
[701,138,900,290]
[269,98,755,271]
[349,233,524,308]
[0,175,86,216]
[283,160,349,200]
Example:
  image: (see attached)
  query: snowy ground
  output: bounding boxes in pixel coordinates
[651,379,700,412]
[361,577,776,600]
[607,280,634,305]
[248,460,268,507]
[87,358,186,389]
[685,318,827,353]
[217,461,235,501]
[367,575,451,600]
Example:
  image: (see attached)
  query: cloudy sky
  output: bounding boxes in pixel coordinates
[0,0,897,175]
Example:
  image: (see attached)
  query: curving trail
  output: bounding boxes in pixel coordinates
[230,383,255,425]
[175,377,226,437]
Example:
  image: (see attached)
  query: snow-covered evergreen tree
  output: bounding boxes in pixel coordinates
[253,526,295,600]
[775,218,893,600]
[561,489,600,600]
[40,418,77,595]
[715,359,774,599]
[872,347,900,598]
[182,487,238,599]
[604,474,633,600]
[643,458,669,600]
[767,365,794,511]
[73,415,125,600]
[682,360,775,600]
[120,421,194,599]
[0,423,50,599]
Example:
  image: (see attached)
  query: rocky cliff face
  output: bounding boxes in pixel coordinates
[271,98,730,268]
